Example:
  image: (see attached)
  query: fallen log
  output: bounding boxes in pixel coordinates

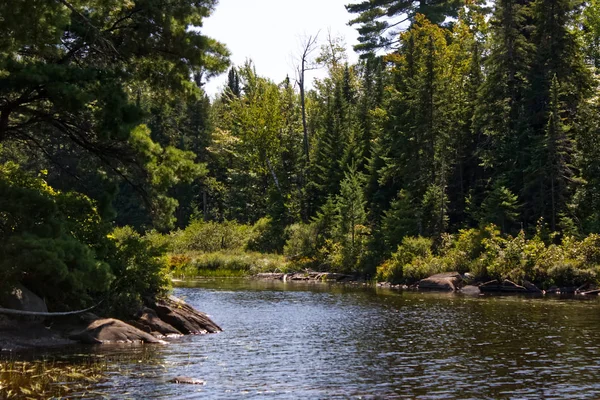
[0,302,101,317]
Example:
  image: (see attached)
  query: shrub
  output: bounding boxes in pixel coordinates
[106,226,171,317]
[0,162,114,309]
[246,217,287,253]
[283,223,319,259]
[376,236,433,283]
[547,261,598,288]
[173,219,251,253]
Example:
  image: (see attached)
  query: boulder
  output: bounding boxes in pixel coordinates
[1,284,47,313]
[149,296,222,335]
[523,281,542,293]
[479,279,528,293]
[418,272,462,291]
[69,318,167,344]
[130,307,182,338]
[478,279,502,292]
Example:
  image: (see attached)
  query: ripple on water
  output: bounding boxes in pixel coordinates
[13,280,600,399]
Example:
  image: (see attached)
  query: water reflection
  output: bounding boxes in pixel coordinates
[5,279,600,399]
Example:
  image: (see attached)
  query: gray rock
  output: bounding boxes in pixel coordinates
[149,296,222,335]
[69,318,167,344]
[130,307,182,338]
[418,272,463,291]
[523,281,542,293]
[1,284,47,313]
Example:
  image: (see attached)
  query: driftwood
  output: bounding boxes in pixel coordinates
[0,302,100,317]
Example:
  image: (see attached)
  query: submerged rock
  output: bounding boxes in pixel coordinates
[460,285,481,295]
[418,272,463,291]
[168,376,206,385]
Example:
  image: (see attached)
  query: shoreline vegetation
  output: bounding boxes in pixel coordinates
[157,219,600,295]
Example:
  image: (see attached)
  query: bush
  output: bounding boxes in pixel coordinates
[547,262,598,288]
[169,251,290,278]
[0,162,114,309]
[246,217,287,253]
[173,219,251,253]
[376,236,433,283]
[106,226,171,317]
[283,223,319,259]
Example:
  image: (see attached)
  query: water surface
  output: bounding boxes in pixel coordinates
[11,279,600,399]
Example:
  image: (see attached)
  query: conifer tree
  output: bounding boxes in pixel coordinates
[474,0,534,228]
[346,0,463,54]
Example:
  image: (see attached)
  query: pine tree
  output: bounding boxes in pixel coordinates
[381,189,420,254]
[346,0,464,54]
[474,0,534,229]
[523,0,591,229]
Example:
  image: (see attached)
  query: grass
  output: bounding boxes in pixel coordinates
[168,251,291,279]
[0,358,107,399]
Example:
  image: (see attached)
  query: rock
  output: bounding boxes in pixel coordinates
[130,307,182,338]
[149,296,222,335]
[523,281,542,293]
[479,279,528,293]
[418,272,463,291]
[558,286,577,294]
[168,376,205,385]
[314,272,352,281]
[69,318,167,344]
[546,285,560,294]
[1,284,48,314]
[255,273,284,280]
[479,279,502,292]
[460,285,481,295]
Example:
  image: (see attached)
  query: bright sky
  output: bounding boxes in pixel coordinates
[201,0,359,97]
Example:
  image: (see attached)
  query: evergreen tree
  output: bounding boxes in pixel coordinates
[474,0,533,229]
[346,0,464,54]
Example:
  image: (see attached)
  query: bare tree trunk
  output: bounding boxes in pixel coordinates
[297,33,319,164]
[266,157,282,194]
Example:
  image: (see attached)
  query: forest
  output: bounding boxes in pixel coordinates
[3,0,600,315]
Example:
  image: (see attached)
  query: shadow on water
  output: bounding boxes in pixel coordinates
[3,278,600,399]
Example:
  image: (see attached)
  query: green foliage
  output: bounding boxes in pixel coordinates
[172,219,252,253]
[106,226,170,317]
[376,236,434,284]
[0,162,113,308]
[381,190,419,253]
[346,0,464,54]
[170,251,289,278]
[283,223,319,259]
[246,216,288,253]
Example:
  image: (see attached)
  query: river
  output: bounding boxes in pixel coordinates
[9,279,600,399]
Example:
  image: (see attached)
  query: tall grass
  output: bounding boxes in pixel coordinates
[169,251,290,278]
[0,358,107,399]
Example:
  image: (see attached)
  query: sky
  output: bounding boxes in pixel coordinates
[201,0,360,97]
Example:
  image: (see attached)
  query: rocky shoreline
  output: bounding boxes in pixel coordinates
[255,270,600,296]
[0,289,221,352]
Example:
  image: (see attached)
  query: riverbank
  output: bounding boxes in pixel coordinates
[0,296,221,353]
[251,270,600,297]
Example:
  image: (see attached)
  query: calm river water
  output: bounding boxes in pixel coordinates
[22,279,600,398]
